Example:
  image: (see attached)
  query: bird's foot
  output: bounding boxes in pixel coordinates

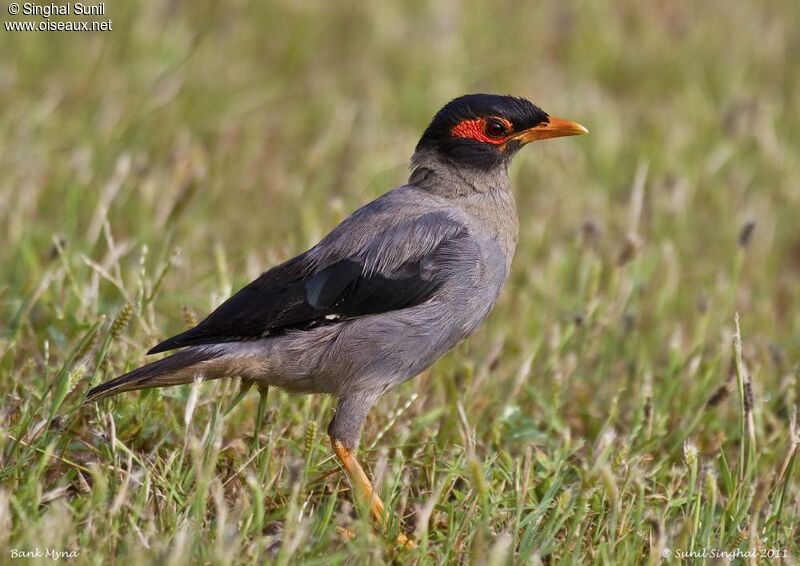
[336,526,414,549]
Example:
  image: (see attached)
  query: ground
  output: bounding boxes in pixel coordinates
[1,1,799,563]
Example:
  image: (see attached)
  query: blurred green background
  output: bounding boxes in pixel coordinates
[1,0,799,563]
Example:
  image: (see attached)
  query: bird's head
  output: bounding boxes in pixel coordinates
[415,94,587,171]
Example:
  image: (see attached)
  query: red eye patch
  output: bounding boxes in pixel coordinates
[450,118,512,145]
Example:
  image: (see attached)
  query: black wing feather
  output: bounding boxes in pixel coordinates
[147,229,460,354]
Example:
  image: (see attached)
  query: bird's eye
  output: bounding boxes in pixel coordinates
[485,119,508,138]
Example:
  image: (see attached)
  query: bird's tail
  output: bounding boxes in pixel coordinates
[85,346,232,404]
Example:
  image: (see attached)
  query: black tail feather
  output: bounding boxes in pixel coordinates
[147,331,193,354]
[85,347,224,404]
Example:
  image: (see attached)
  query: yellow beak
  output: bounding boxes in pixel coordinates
[512,116,588,144]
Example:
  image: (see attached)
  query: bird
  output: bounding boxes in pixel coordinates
[85,94,587,542]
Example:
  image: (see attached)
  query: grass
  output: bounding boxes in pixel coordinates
[1,0,799,563]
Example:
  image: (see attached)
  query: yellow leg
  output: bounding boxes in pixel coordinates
[330,437,414,548]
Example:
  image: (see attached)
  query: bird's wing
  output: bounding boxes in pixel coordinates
[148,192,467,354]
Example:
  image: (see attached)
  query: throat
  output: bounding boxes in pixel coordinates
[409,149,510,197]
[409,149,519,261]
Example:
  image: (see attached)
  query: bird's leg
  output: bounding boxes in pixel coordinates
[330,436,386,524]
[328,393,413,547]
